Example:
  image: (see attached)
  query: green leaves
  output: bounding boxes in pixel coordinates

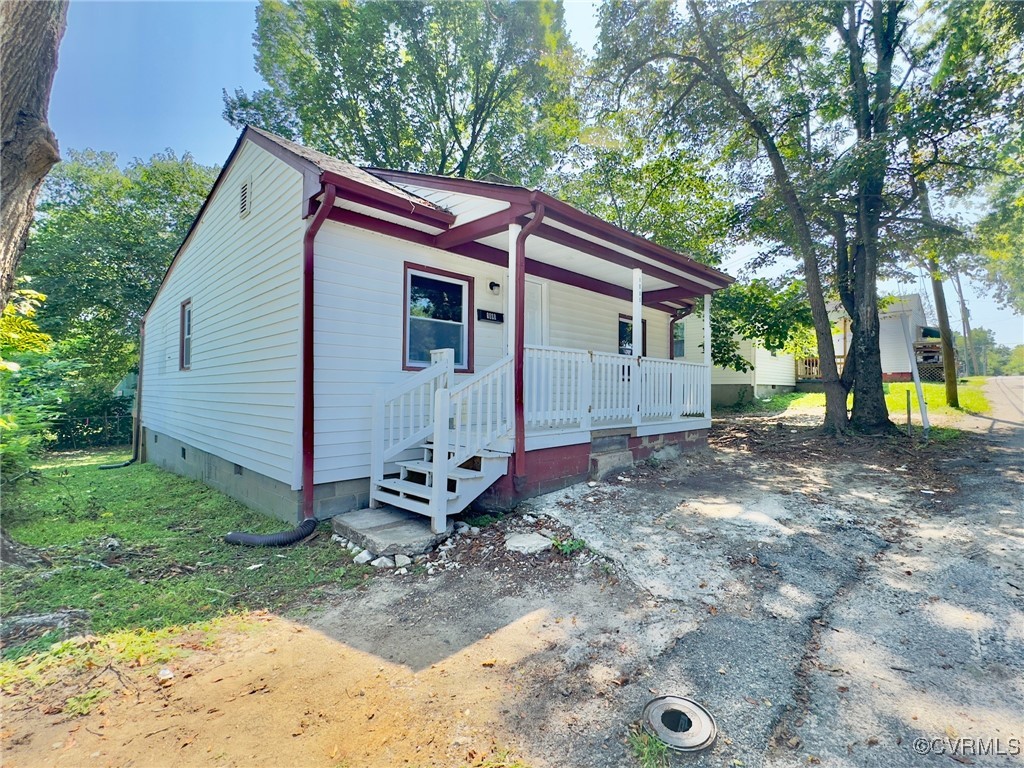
[224,0,579,185]
[20,150,217,388]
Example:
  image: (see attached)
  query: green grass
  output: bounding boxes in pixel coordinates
[715,378,990,419]
[1,448,371,655]
[628,726,669,768]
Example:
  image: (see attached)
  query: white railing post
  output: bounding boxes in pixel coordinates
[632,268,643,426]
[581,351,593,431]
[430,387,450,533]
[431,347,455,387]
[369,390,385,508]
[703,294,712,419]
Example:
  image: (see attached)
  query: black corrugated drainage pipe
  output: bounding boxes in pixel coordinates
[224,517,317,547]
[100,320,146,470]
[224,182,337,547]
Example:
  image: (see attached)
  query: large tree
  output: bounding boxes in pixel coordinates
[596,0,1019,433]
[547,113,813,371]
[19,150,218,386]
[224,0,579,185]
[0,0,68,309]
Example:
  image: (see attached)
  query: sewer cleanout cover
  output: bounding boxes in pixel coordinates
[641,695,717,752]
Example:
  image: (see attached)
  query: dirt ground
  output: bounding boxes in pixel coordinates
[3,377,1022,767]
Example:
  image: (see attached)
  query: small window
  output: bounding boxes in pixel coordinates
[405,265,473,371]
[239,177,252,218]
[179,300,192,370]
[672,320,685,359]
[618,315,647,356]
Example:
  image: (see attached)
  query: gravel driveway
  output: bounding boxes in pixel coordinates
[309,378,1023,767]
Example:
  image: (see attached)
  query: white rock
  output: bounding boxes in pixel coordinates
[455,521,471,532]
[587,481,598,488]
[505,532,552,555]
[353,550,373,565]
[395,567,408,575]
[394,554,412,568]
[521,514,537,523]
[469,527,481,537]
[347,542,361,553]
[371,556,396,568]
[331,534,349,546]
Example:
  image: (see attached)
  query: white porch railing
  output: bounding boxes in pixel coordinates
[440,354,514,469]
[525,345,708,432]
[370,348,455,497]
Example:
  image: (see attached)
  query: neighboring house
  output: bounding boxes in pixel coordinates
[112,372,137,399]
[139,127,733,533]
[710,341,796,405]
[796,294,948,383]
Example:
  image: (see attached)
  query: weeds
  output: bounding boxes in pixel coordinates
[628,724,669,768]
[552,537,588,556]
[63,687,109,716]
[461,512,503,528]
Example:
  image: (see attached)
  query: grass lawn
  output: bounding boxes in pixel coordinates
[1,448,369,658]
[716,377,991,419]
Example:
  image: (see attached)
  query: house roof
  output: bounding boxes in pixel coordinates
[146,127,734,324]
[246,127,449,216]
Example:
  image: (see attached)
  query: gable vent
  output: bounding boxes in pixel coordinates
[239,177,252,218]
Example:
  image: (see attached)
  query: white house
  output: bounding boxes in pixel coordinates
[140,127,733,533]
[795,295,945,383]
[710,341,796,405]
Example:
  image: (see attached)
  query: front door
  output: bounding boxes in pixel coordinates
[525,279,548,346]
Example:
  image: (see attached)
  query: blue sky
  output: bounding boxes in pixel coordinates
[48,1,1021,347]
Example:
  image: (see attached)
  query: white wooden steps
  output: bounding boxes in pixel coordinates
[369,349,514,534]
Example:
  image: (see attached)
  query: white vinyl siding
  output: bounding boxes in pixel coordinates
[313,223,506,484]
[711,339,756,385]
[142,141,305,486]
[753,345,796,386]
[545,280,670,357]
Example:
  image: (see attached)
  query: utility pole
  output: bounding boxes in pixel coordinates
[951,270,979,375]
[914,177,959,406]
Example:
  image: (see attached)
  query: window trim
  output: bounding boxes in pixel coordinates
[179,299,193,371]
[617,313,647,357]
[402,263,474,373]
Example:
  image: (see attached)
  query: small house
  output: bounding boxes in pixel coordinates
[140,127,733,533]
[710,341,796,405]
[795,295,950,384]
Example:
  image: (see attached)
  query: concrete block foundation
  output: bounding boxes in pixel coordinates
[142,428,369,524]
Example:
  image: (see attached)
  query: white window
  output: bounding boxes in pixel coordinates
[180,300,192,370]
[405,265,472,371]
[672,320,685,359]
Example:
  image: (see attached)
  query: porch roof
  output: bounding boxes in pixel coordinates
[368,170,734,312]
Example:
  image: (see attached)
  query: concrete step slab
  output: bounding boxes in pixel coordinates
[331,506,452,557]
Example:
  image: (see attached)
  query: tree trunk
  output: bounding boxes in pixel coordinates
[838,0,899,435]
[951,270,980,375]
[0,0,69,309]
[689,0,848,433]
[915,176,959,405]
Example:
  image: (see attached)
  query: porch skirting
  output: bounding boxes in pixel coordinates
[475,425,709,512]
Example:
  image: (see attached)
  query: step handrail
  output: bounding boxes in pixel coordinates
[372,349,454,479]
[437,354,514,472]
